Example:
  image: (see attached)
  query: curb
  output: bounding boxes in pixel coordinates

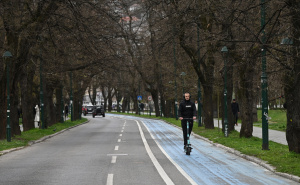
[0,120,89,157]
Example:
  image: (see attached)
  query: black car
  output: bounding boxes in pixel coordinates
[86,106,94,114]
[92,106,105,117]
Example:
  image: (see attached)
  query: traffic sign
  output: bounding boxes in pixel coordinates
[148,96,152,101]
[137,96,142,101]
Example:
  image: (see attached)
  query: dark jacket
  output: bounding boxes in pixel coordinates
[178,99,197,118]
[65,105,69,114]
[231,102,240,114]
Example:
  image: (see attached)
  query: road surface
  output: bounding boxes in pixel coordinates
[0,114,298,185]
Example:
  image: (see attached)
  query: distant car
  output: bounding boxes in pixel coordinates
[86,106,94,114]
[82,107,88,116]
[92,106,105,117]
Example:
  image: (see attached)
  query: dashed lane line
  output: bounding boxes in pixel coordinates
[106,174,113,185]
[111,156,117,163]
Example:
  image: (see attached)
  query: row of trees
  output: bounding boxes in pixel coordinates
[0,1,299,153]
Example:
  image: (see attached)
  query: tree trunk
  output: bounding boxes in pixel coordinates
[160,94,165,117]
[20,71,35,131]
[239,61,255,138]
[55,86,63,122]
[44,83,55,128]
[11,88,21,136]
[101,87,107,111]
[150,90,160,117]
[203,84,214,129]
[285,1,300,153]
[131,92,139,114]
[252,100,258,122]
[108,89,112,112]
[122,97,128,113]
[227,60,234,132]
[165,99,172,118]
[284,45,300,153]
[285,83,300,153]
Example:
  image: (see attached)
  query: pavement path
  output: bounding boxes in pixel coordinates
[213,119,287,145]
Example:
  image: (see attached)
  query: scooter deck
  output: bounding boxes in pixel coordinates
[183,118,193,155]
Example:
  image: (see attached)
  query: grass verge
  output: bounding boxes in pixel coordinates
[254,109,287,131]
[109,112,300,178]
[0,118,87,152]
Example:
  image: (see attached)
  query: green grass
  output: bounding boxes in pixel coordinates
[0,118,87,152]
[109,111,300,178]
[254,109,287,131]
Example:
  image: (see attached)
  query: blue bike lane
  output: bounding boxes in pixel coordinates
[108,114,299,185]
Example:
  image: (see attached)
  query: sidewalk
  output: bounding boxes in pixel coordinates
[214,119,287,145]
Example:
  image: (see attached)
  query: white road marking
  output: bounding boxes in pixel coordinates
[106,174,113,185]
[121,130,124,132]
[115,146,119,150]
[135,120,174,185]
[111,156,117,163]
[141,120,197,185]
[118,139,121,142]
[119,134,122,137]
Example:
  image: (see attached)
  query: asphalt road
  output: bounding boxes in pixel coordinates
[0,115,298,185]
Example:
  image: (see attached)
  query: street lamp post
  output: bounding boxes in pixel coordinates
[138,82,140,115]
[3,51,12,142]
[39,46,45,129]
[61,85,64,123]
[173,26,178,120]
[221,46,229,137]
[79,101,81,120]
[261,0,269,150]
[197,23,202,127]
[117,91,120,113]
[180,72,186,94]
[70,71,73,121]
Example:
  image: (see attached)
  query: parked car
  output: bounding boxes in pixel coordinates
[92,106,105,117]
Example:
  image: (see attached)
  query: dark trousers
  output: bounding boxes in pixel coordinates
[233,113,238,124]
[181,119,193,145]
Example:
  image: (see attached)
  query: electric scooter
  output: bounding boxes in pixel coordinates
[183,118,193,155]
